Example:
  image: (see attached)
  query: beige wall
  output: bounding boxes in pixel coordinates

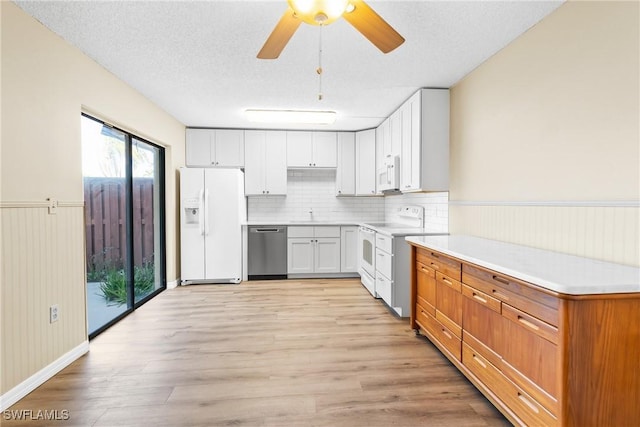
[1,2,184,395]
[449,1,639,266]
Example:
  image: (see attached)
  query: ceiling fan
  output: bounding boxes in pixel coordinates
[257,0,405,59]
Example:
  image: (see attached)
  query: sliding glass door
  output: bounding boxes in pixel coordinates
[132,137,165,304]
[82,114,166,338]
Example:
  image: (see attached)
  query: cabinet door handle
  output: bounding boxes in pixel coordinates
[442,277,454,287]
[517,393,539,414]
[472,293,487,304]
[517,316,540,331]
[492,275,510,285]
[430,262,440,270]
[441,329,452,340]
[472,354,487,369]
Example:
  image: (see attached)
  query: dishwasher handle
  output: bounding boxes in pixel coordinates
[250,227,285,233]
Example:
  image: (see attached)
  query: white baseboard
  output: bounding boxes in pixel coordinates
[0,340,89,411]
[167,279,179,289]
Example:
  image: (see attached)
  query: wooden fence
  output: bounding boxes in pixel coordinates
[84,177,155,273]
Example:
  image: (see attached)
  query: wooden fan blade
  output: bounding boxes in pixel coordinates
[342,0,405,53]
[257,8,301,59]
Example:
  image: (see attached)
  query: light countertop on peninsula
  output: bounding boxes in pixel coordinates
[405,235,640,295]
[244,221,365,226]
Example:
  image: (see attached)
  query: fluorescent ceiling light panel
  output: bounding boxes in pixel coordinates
[245,109,337,125]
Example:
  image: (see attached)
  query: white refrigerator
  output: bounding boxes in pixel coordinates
[180,168,246,284]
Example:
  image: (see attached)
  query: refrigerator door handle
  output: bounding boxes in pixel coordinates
[198,188,205,236]
[204,188,210,235]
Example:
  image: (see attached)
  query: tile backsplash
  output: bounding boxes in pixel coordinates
[384,191,449,232]
[247,169,385,223]
[247,169,449,231]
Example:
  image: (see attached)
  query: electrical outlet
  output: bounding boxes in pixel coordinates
[47,198,58,215]
[50,305,59,323]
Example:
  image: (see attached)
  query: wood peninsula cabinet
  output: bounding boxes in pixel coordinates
[407,235,640,427]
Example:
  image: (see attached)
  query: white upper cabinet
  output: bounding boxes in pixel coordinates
[287,131,337,168]
[376,118,390,171]
[186,129,211,166]
[186,128,244,167]
[355,129,377,196]
[399,89,450,192]
[312,132,337,167]
[286,131,313,167]
[389,110,402,158]
[336,132,356,196]
[214,129,245,167]
[244,130,287,195]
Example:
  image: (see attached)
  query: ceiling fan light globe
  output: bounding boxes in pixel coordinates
[287,0,350,25]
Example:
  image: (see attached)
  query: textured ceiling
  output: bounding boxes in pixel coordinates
[15,0,564,131]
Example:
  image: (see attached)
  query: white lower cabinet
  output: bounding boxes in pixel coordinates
[287,238,315,274]
[340,226,358,273]
[314,238,341,273]
[287,227,341,274]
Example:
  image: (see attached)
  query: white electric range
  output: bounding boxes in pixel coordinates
[358,206,447,317]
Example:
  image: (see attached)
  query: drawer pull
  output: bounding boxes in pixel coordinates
[472,354,487,369]
[442,277,453,286]
[472,293,488,304]
[430,252,440,258]
[518,393,540,414]
[430,262,440,270]
[492,275,510,285]
[517,316,540,331]
[442,329,452,340]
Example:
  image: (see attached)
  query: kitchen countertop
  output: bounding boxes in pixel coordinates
[244,221,365,226]
[405,235,640,295]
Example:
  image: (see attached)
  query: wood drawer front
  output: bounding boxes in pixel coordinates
[434,317,462,361]
[462,265,559,327]
[463,332,502,371]
[502,308,559,400]
[416,262,436,315]
[462,294,504,359]
[416,303,437,337]
[436,310,462,339]
[416,248,461,281]
[501,358,559,417]
[436,272,462,292]
[502,304,558,345]
[462,284,501,314]
[436,276,463,331]
[463,344,558,427]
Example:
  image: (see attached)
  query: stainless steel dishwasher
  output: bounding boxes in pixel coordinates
[248,226,287,280]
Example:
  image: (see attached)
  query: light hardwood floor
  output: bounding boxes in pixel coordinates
[6,279,510,426]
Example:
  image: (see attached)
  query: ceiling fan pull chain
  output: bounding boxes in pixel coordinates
[317,24,323,101]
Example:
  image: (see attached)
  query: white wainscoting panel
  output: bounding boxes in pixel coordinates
[449,203,639,267]
[1,203,87,396]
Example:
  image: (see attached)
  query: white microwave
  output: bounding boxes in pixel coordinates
[377,155,400,192]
